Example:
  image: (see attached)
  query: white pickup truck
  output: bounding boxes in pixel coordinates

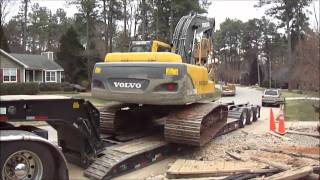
[262,89,285,107]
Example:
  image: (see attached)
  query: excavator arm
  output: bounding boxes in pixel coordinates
[172,13,215,64]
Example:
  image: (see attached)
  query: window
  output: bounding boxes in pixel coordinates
[264,90,278,96]
[130,45,151,52]
[45,71,56,82]
[157,46,171,52]
[3,68,17,83]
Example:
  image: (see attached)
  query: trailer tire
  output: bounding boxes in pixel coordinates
[0,141,55,180]
[253,106,260,121]
[239,109,248,128]
[247,108,254,125]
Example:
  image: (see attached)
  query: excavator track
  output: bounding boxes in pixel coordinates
[164,102,228,146]
[97,103,159,135]
[96,103,126,134]
[98,102,228,146]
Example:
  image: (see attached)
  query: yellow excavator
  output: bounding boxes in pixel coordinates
[91,13,227,146]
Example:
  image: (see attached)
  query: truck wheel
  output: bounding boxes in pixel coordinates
[239,109,248,128]
[1,141,55,180]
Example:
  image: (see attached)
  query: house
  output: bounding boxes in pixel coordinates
[0,49,64,83]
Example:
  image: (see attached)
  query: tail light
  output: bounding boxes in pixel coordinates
[167,83,176,91]
[155,83,178,92]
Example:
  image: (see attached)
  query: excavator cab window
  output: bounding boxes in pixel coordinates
[130,45,151,52]
[157,46,171,52]
[129,41,152,52]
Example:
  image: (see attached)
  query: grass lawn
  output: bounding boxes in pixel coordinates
[281,90,319,98]
[284,99,319,121]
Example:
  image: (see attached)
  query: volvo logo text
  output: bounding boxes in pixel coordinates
[113,82,142,89]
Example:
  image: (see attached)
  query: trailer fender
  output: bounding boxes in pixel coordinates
[0,130,69,180]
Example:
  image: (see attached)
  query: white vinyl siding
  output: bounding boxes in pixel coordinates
[45,71,57,83]
[3,68,17,83]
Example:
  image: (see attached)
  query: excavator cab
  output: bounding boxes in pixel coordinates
[129,40,174,53]
[92,14,216,105]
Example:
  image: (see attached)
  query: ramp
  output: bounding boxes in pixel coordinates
[84,136,180,179]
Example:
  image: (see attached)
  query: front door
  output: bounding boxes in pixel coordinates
[25,70,34,82]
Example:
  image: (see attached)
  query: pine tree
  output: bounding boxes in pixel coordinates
[56,27,86,83]
[0,25,10,52]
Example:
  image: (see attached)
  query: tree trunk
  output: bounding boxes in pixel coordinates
[22,0,28,53]
[128,4,133,37]
[155,0,159,40]
[169,0,174,41]
[86,12,91,82]
[133,5,138,39]
[286,17,292,90]
[141,0,147,40]
[107,0,113,53]
[123,0,127,35]
[0,2,2,26]
[103,0,108,54]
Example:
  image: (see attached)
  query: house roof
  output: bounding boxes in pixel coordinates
[0,49,28,68]
[10,53,64,71]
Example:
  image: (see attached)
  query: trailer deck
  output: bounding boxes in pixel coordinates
[84,116,255,179]
[0,95,260,179]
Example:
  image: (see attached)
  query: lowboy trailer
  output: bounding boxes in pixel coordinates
[0,95,260,180]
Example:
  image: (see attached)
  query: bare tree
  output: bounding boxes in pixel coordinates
[169,0,173,40]
[102,0,107,53]
[0,0,13,26]
[123,0,127,35]
[22,0,29,53]
[141,0,146,40]
[313,2,319,32]
[107,0,113,52]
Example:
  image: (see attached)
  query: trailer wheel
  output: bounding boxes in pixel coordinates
[239,109,248,128]
[246,108,254,125]
[1,141,55,180]
[253,107,260,121]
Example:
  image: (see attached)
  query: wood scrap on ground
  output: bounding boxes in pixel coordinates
[250,156,291,171]
[258,147,320,160]
[166,159,276,179]
[264,166,314,180]
[286,130,320,138]
[267,131,292,141]
[225,151,244,161]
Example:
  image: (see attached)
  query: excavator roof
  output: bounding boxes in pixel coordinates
[105,52,182,63]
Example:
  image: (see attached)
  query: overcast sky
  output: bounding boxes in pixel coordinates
[5,0,320,30]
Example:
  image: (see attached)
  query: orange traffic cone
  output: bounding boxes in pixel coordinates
[270,108,276,132]
[278,111,286,135]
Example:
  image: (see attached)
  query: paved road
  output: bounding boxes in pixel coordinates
[217,85,263,105]
[44,86,276,180]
